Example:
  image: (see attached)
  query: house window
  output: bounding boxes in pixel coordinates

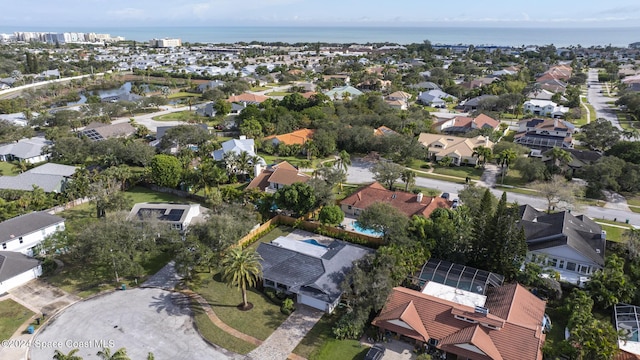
[264,279,275,287]
[348,206,352,210]
[566,262,576,271]
[547,258,558,267]
[579,265,591,274]
[19,237,23,244]
[558,260,565,269]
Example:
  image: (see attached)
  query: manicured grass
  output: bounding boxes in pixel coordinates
[191,301,257,355]
[167,92,201,99]
[493,185,539,196]
[259,153,331,168]
[152,110,207,122]
[126,185,195,204]
[626,197,640,213]
[431,165,483,180]
[0,299,35,341]
[414,171,467,184]
[497,169,529,187]
[248,225,295,248]
[407,159,431,172]
[192,273,288,342]
[599,224,628,243]
[250,86,270,91]
[293,312,367,360]
[265,91,289,96]
[335,184,360,201]
[0,161,20,176]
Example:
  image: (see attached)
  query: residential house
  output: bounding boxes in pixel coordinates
[461,95,499,112]
[537,79,568,94]
[514,118,575,150]
[433,114,500,135]
[212,136,266,176]
[536,64,572,83]
[0,211,65,256]
[0,77,16,88]
[247,161,311,193]
[0,137,51,164]
[323,85,363,100]
[151,124,209,150]
[373,126,399,137]
[418,133,494,166]
[523,100,569,118]
[409,81,441,91]
[322,74,351,84]
[527,89,567,102]
[128,203,204,231]
[257,235,371,313]
[541,148,602,174]
[0,251,42,294]
[264,128,315,146]
[0,163,76,193]
[340,182,451,218]
[613,304,640,359]
[196,80,225,93]
[372,260,546,360]
[226,93,269,105]
[196,102,245,117]
[518,204,605,285]
[79,122,136,141]
[459,77,497,91]
[417,90,457,108]
[385,91,412,110]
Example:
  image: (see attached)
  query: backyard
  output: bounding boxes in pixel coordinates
[0,299,34,341]
[293,312,367,360]
[0,161,20,176]
[152,110,207,122]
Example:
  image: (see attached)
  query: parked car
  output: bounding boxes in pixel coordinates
[441,192,450,200]
[365,344,386,360]
[452,198,459,208]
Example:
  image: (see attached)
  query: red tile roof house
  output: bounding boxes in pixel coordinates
[247,161,311,193]
[372,283,547,360]
[433,114,500,135]
[340,182,451,217]
[226,93,269,105]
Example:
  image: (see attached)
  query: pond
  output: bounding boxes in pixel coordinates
[65,82,155,106]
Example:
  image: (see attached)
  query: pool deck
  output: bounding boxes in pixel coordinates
[340,216,383,237]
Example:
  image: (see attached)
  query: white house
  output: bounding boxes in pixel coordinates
[523,99,569,118]
[0,212,66,256]
[0,137,51,164]
[128,203,203,231]
[0,251,42,294]
[417,90,457,108]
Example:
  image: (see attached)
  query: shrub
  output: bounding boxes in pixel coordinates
[420,164,431,169]
[41,258,58,276]
[281,298,295,315]
[318,205,345,226]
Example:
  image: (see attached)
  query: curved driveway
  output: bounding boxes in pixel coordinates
[29,288,239,360]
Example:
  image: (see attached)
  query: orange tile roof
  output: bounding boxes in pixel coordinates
[227,93,269,104]
[340,182,451,218]
[300,91,317,99]
[473,114,500,129]
[616,350,640,360]
[264,128,316,146]
[246,161,310,191]
[373,126,399,137]
[372,285,546,360]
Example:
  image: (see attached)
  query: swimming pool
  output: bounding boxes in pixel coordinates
[351,221,384,237]
[302,239,328,248]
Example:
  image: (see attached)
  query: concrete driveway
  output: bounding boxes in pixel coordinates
[29,288,240,360]
[9,280,80,316]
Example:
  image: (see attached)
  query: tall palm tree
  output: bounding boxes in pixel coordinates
[496,149,518,184]
[235,151,254,181]
[401,169,416,192]
[472,146,492,168]
[96,347,130,360]
[53,349,83,360]
[547,147,573,174]
[335,150,351,172]
[220,247,263,310]
[12,160,28,174]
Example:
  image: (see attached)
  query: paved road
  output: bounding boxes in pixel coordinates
[0,73,106,100]
[110,105,190,132]
[347,159,640,226]
[29,288,238,360]
[587,68,622,130]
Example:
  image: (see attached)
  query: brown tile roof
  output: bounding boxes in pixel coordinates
[227,93,269,104]
[616,350,640,360]
[264,128,316,146]
[340,182,451,218]
[300,91,317,99]
[474,114,500,129]
[372,286,546,360]
[373,126,399,137]
[246,161,310,191]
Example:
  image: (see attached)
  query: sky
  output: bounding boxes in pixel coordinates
[3,0,640,28]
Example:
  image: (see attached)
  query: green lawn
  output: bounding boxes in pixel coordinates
[293,312,367,360]
[126,186,195,204]
[414,171,467,184]
[152,110,207,122]
[0,162,19,176]
[247,225,295,248]
[259,153,332,168]
[498,169,529,187]
[167,92,201,99]
[191,301,257,355]
[598,223,630,243]
[0,299,35,341]
[250,86,270,91]
[431,165,483,180]
[626,197,640,213]
[265,91,289,96]
[191,273,288,342]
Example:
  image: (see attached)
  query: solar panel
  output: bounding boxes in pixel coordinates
[166,209,185,221]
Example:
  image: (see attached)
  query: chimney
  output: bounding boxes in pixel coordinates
[416,192,424,203]
[254,163,263,178]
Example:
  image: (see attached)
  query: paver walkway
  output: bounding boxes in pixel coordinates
[246,304,323,360]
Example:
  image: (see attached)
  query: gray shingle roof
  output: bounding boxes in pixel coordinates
[26,163,76,177]
[0,251,40,282]
[0,211,64,243]
[0,173,67,192]
[518,205,605,266]
[0,137,51,160]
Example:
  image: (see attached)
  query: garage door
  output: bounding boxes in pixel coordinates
[297,294,327,312]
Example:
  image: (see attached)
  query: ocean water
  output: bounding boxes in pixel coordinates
[1,26,638,47]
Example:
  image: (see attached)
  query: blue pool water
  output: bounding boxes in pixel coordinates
[302,239,328,248]
[352,221,384,237]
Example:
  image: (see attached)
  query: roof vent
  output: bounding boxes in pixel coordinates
[474,306,489,316]
[596,249,601,254]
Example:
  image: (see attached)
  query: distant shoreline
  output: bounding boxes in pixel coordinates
[2,26,639,47]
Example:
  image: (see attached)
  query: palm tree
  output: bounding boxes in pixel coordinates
[623,128,640,141]
[401,169,416,192]
[496,149,518,184]
[472,146,492,168]
[235,151,254,181]
[53,349,83,360]
[547,147,572,174]
[220,247,263,310]
[12,160,28,174]
[335,150,351,172]
[96,347,130,360]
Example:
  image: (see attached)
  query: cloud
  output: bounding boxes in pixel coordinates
[107,8,146,20]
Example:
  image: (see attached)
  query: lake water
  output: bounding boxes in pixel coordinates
[2,26,639,47]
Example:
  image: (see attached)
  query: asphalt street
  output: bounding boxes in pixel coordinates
[346,159,640,226]
[586,68,622,130]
